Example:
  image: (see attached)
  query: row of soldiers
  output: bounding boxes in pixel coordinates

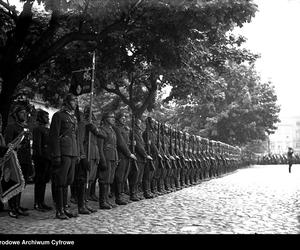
[258,153,300,165]
[0,93,245,219]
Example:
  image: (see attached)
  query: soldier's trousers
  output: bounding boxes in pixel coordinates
[151,160,160,193]
[128,161,141,197]
[88,159,98,182]
[98,160,117,184]
[34,158,52,205]
[114,157,130,199]
[115,157,129,184]
[288,162,293,173]
[73,159,88,209]
[52,156,76,212]
[52,156,76,187]
[142,162,154,194]
[174,167,181,188]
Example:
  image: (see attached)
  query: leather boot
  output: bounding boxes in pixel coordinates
[159,179,166,194]
[34,183,45,211]
[106,184,117,208]
[51,177,57,207]
[151,179,158,197]
[55,187,68,220]
[89,180,99,201]
[70,182,78,204]
[157,179,162,194]
[143,180,154,199]
[85,204,97,213]
[115,182,127,205]
[63,187,78,218]
[77,182,90,215]
[164,178,170,193]
[39,184,53,210]
[85,182,91,201]
[99,183,112,209]
[130,184,140,201]
[16,193,29,216]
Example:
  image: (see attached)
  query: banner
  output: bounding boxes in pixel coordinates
[0,150,25,203]
[69,68,92,96]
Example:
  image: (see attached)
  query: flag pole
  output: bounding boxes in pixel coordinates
[87,51,96,188]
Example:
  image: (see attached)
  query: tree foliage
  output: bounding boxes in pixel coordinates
[156,63,280,146]
[0,0,258,127]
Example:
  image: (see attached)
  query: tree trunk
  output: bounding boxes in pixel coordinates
[0,75,19,130]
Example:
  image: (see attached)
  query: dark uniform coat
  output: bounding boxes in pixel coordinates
[32,125,51,160]
[132,128,147,164]
[113,124,131,160]
[49,110,79,158]
[98,124,118,184]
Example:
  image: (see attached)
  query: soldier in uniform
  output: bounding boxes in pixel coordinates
[130,117,153,199]
[287,147,294,173]
[195,136,203,180]
[72,107,100,215]
[4,105,31,217]
[155,121,167,194]
[161,124,172,192]
[32,109,53,211]
[177,131,186,188]
[173,129,182,190]
[142,117,158,198]
[182,132,191,186]
[49,94,79,220]
[113,111,137,205]
[187,134,196,185]
[97,112,118,209]
[167,126,178,191]
[82,106,101,202]
[201,138,210,179]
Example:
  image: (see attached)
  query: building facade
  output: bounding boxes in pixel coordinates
[269,116,300,154]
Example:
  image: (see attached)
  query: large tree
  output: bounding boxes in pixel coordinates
[156,62,280,146]
[0,0,258,127]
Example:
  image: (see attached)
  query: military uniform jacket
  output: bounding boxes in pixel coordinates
[98,124,118,165]
[32,124,50,160]
[4,121,31,165]
[113,124,132,159]
[131,128,147,163]
[84,122,106,161]
[142,129,159,159]
[49,110,79,158]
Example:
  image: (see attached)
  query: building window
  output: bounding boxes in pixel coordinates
[296,142,300,148]
[296,130,300,139]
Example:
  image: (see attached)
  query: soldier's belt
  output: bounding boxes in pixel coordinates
[104,144,117,150]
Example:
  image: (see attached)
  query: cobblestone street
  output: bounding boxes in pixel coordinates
[1,164,300,234]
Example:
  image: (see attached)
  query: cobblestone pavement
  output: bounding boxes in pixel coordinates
[1,164,300,234]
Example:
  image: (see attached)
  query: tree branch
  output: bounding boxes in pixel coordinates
[103,85,132,109]
[28,9,61,59]
[19,31,98,73]
[136,72,158,115]
[0,0,17,20]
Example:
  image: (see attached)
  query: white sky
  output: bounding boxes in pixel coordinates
[236,0,300,119]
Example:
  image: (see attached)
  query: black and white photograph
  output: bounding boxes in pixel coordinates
[1,0,300,239]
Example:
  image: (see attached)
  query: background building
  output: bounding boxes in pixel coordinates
[269,116,300,154]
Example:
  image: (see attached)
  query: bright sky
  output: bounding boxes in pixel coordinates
[236,0,300,119]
